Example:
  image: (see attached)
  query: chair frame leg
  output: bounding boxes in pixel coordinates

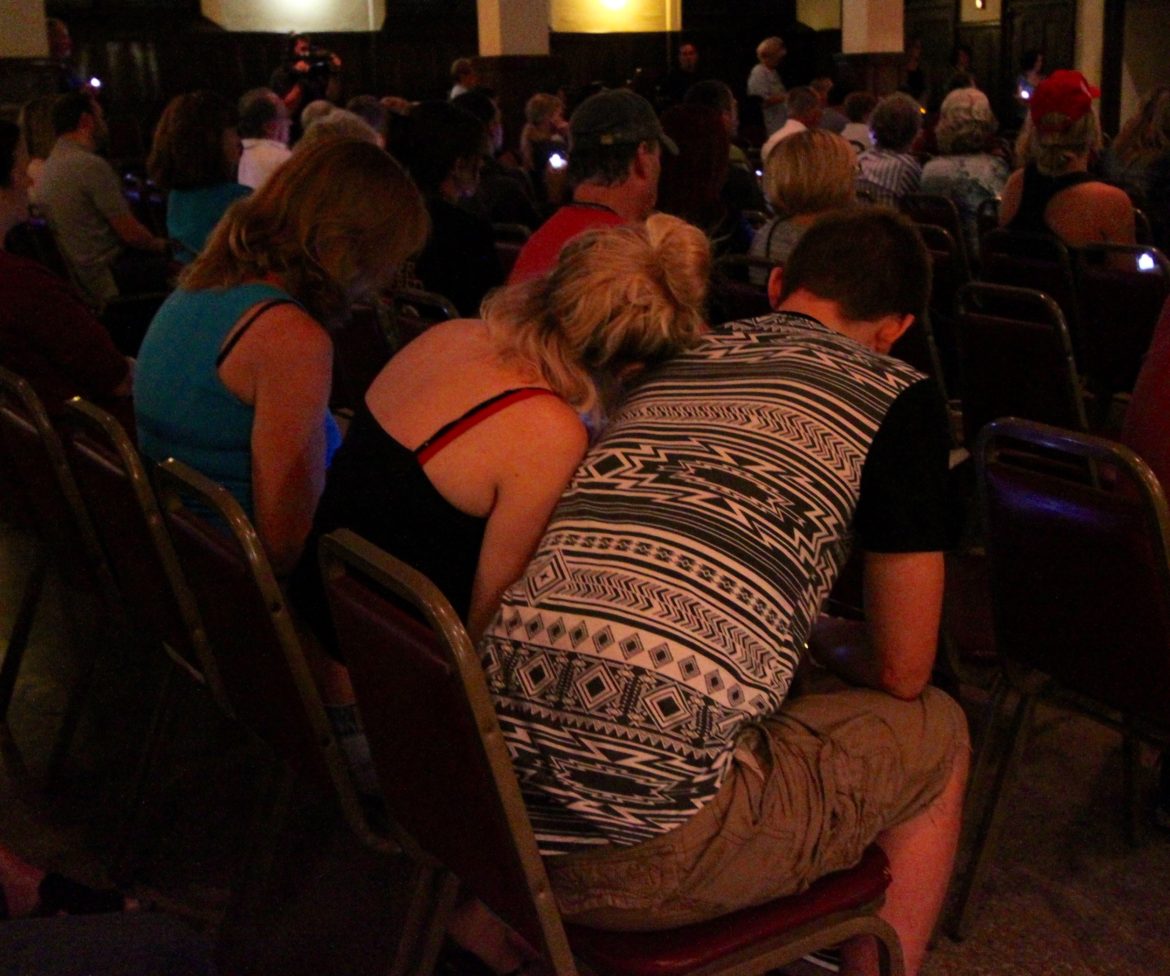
[947,687,1036,940]
[0,547,47,723]
[389,863,461,976]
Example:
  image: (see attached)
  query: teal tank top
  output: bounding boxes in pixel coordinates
[135,282,339,519]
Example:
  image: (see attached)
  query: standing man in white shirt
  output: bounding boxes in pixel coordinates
[237,88,291,191]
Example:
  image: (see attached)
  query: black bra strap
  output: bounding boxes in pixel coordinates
[215,299,297,367]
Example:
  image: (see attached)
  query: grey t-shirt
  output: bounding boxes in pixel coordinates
[37,138,131,305]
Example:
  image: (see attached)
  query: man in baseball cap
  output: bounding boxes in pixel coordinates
[508,88,676,283]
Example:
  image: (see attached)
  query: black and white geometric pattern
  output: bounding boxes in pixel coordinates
[480,314,925,854]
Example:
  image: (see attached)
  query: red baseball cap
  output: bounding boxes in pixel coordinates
[1029,70,1100,133]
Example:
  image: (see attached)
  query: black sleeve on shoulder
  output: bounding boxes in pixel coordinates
[854,377,953,553]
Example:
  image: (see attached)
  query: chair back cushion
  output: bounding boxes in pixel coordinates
[319,531,572,968]
[978,420,1170,722]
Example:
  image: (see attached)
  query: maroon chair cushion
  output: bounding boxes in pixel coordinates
[566,844,891,976]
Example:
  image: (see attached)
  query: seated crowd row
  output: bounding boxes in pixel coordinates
[2,61,1169,976]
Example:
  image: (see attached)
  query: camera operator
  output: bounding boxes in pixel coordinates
[270,33,343,118]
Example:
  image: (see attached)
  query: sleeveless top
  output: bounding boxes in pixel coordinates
[1006,163,1096,236]
[135,282,340,518]
[290,387,561,652]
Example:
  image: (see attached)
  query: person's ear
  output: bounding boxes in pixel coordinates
[633,141,657,179]
[873,312,915,354]
[767,265,784,310]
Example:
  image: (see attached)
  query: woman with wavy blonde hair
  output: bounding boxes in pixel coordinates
[293,213,710,642]
[135,137,428,573]
[1103,85,1170,237]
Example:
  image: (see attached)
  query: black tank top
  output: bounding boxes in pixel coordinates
[290,388,560,654]
[1006,163,1096,236]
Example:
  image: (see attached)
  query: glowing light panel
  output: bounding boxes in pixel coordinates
[551,0,681,33]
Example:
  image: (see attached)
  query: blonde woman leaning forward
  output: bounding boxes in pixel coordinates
[292,213,710,648]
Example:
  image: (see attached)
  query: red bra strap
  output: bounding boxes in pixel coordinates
[415,387,561,465]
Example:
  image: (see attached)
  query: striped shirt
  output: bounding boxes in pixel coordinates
[856,148,922,207]
[480,314,939,854]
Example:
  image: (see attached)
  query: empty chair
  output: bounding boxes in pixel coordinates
[955,282,1088,446]
[58,396,227,875]
[1073,243,1170,402]
[150,458,380,874]
[914,223,971,396]
[318,528,906,976]
[950,418,1170,938]
[902,193,972,279]
[979,229,1083,362]
[0,367,119,782]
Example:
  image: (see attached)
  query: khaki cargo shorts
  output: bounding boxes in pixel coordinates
[546,674,969,930]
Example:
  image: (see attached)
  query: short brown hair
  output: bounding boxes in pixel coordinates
[780,208,930,322]
[183,138,428,327]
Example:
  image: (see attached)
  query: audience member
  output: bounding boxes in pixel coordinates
[236,87,291,191]
[1001,70,1135,246]
[147,91,250,265]
[1102,84,1170,245]
[449,57,479,100]
[452,89,542,230]
[37,92,169,308]
[659,41,704,105]
[0,119,131,424]
[948,43,978,90]
[856,92,923,207]
[508,89,675,283]
[749,129,856,282]
[842,90,877,152]
[657,104,747,256]
[761,85,823,159]
[270,33,342,117]
[480,208,967,976]
[394,101,504,316]
[519,92,568,205]
[296,107,381,151]
[903,36,928,104]
[747,36,788,136]
[299,98,334,134]
[1120,294,1170,830]
[683,79,767,215]
[1014,50,1046,116]
[135,138,427,575]
[293,213,709,647]
[920,88,1009,259]
[16,93,58,196]
[813,76,848,133]
[45,17,87,93]
[345,94,389,147]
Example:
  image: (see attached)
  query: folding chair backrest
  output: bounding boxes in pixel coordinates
[152,458,342,787]
[58,398,224,701]
[980,229,1082,361]
[916,223,969,392]
[1073,243,1170,397]
[0,367,111,595]
[387,287,459,347]
[902,193,972,277]
[331,301,395,413]
[318,529,576,974]
[977,419,1170,722]
[956,282,1087,445]
[975,197,1000,243]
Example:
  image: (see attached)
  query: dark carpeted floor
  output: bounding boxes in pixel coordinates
[2,518,1168,975]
